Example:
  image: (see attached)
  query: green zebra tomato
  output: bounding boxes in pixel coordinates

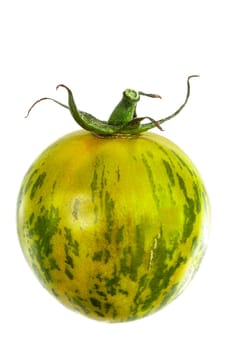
[17,77,210,322]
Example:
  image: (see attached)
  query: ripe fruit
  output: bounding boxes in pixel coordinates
[17,76,210,322]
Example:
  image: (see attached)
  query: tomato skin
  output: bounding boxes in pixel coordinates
[17,130,210,322]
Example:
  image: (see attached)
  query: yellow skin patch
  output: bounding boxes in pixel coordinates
[17,131,210,322]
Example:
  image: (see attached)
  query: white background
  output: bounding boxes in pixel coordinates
[1,0,232,349]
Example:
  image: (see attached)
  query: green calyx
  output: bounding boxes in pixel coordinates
[26,75,199,136]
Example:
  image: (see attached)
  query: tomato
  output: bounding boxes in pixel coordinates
[17,76,210,322]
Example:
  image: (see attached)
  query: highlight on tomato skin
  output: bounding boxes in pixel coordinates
[17,76,210,322]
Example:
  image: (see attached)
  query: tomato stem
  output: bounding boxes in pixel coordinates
[26,76,199,135]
